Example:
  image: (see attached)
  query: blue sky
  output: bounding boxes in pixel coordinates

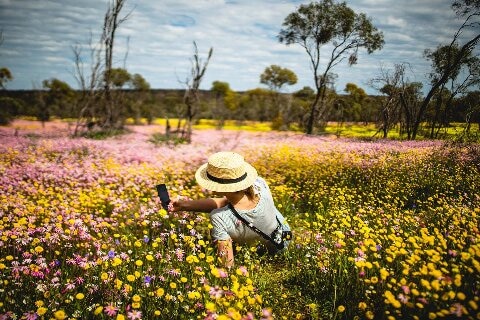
[0,0,475,94]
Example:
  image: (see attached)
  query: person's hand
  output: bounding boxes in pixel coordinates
[168,196,185,213]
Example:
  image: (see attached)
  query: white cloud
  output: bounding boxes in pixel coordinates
[0,0,475,94]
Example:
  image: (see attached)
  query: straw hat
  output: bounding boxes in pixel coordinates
[195,151,258,192]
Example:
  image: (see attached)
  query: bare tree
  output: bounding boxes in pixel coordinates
[179,41,213,142]
[101,0,132,130]
[72,34,104,136]
[370,63,422,139]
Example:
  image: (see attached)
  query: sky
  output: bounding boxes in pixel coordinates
[0,0,475,94]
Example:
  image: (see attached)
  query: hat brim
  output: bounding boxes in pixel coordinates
[195,162,258,192]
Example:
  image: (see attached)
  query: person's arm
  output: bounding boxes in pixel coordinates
[169,197,228,213]
[217,239,234,268]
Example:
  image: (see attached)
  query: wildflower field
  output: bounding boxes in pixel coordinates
[1,120,479,320]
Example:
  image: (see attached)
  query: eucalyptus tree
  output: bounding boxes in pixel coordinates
[423,43,480,138]
[260,65,298,129]
[412,0,480,139]
[278,0,384,134]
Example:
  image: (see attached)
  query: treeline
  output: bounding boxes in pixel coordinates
[1,84,478,137]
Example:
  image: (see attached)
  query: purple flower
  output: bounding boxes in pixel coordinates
[108,250,115,258]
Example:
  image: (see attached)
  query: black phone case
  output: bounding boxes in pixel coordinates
[156,184,170,210]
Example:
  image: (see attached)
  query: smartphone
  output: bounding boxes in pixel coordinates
[156,184,170,210]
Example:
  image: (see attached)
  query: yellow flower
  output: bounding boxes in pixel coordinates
[126,274,136,282]
[469,300,478,310]
[146,254,154,261]
[170,282,177,289]
[154,310,161,316]
[116,315,125,320]
[457,292,466,300]
[180,277,188,283]
[34,246,44,254]
[94,306,103,315]
[135,260,143,267]
[358,302,367,310]
[206,302,216,312]
[37,307,47,316]
[101,272,109,280]
[112,257,122,267]
[337,305,345,312]
[132,294,141,302]
[132,302,140,309]
[156,288,165,297]
[54,310,67,320]
[380,268,389,280]
[35,300,44,307]
[75,293,84,300]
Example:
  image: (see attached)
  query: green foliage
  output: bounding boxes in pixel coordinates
[149,132,188,146]
[81,128,127,140]
[260,65,298,91]
[0,67,13,89]
[0,96,23,125]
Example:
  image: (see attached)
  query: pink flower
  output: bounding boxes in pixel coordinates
[127,310,142,320]
[401,285,410,294]
[104,305,118,317]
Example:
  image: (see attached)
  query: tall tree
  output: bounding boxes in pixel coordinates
[181,41,213,142]
[423,43,480,138]
[260,65,298,129]
[72,34,103,136]
[412,0,480,139]
[101,0,132,130]
[278,0,384,134]
[130,73,152,124]
[211,81,232,128]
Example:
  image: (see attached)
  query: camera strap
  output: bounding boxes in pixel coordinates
[227,203,283,250]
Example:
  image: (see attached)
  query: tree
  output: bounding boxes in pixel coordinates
[260,65,298,92]
[423,44,480,138]
[0,67,13,90]
[412,0,480,139]
[343,83,367,122]
[180,41,213,142]
[260,65,298,130]
[211,81,233,128]
[369,63,421,139]
[72,0,132,136]
[279,0,384,134]
[130,73,152,124]
[101,0,132,130]
[0,31,13,90]
[41,78,76,119]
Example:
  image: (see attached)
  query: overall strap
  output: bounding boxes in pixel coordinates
[227,203,282,249]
